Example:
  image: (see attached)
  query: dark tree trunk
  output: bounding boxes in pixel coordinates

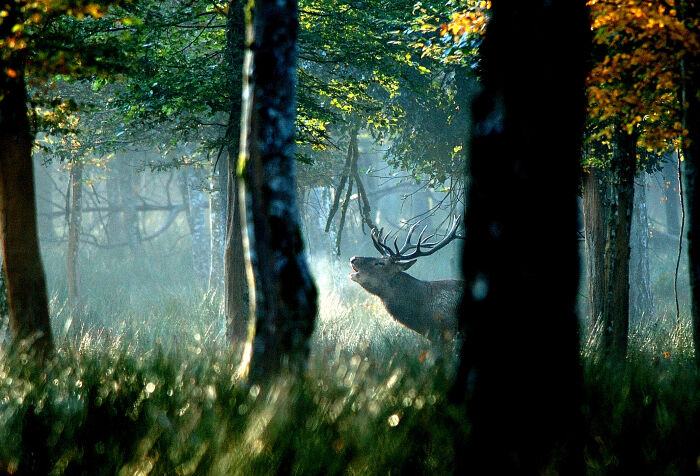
[223,0,250,348]
[0,51,53,358]
[602,130,637,362]
[683,2,700,368]
[240,0,317,380]
[67,161,83,317]
[629,174,655,327]
[451,1,588,473]
[583,169,610,337]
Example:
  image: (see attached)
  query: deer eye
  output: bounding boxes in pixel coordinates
[374,262,384,267]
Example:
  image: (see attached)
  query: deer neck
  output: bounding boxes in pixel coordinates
[380,272,432,336]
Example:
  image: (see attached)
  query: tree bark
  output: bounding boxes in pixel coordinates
[451,1,588,473]
[629,173,655,327]
[240,0,317,380]
[601,130,637,362]
[223,0,250,348]
[67,160,83,317]
[0,46,53,358]
[583,168,610,337]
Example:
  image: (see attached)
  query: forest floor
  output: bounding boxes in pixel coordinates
[0,252,698,474]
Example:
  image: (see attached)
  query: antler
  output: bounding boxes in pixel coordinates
[371,215,462,261]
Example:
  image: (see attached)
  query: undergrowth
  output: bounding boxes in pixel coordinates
[0,316,458,475]
[0,249,699,474]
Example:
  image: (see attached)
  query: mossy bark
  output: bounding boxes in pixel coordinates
[239,0,317,380]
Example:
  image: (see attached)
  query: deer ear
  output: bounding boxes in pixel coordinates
[399,259,417,271]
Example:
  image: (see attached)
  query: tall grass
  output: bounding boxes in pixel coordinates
[0,247,699,474]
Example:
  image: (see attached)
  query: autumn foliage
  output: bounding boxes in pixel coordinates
[586,0,699,152]
[439,1,490,40]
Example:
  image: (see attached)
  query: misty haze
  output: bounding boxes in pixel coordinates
[0,1,699,474]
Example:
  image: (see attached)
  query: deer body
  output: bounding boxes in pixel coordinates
[349,216,464,341]
[350,256,461,340]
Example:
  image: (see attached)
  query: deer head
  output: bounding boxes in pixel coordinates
[349,216,462,294]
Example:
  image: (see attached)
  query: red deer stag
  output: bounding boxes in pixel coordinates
[349,216,463,342]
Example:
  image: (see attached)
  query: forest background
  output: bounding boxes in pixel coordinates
[1,0,700,474]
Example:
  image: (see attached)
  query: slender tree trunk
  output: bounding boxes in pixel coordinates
[662,154,681,236]
[117,155,141,252]
[629,173,655,327]
[208,166,225,293]
[34,159,57,242]
[451,2,588,473]
[223,0,250,347]
[602,130,637,362]
[240,0,317,380]
[105,160,123,248]
[0,53,53,358]
[682,2,700,368]
[583,169,610,338]
[184,167,211,280]
[67,161,83,317]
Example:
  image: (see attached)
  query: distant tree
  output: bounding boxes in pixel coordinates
[67,160,84,317]
[181,166,211,280]
[239,0,317,380]
[629,175,655,326]
[661,154,682,237]
[451,1,588,472]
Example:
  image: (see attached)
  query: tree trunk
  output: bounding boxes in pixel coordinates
[662,154,681,236]
[240,0,317,380]
[583,168,610,338]
[34,159,57,242]
[105,160,123,248]
[629,173,655,328]
[682,2,700,368]
[223,0,250,348]
[601,130,637,362]
[117,155,142,252]
[67,161,83,317]
[208,166,225,293]
[451,1,588,473]
[0,56,53,359]
[184,167,211,280]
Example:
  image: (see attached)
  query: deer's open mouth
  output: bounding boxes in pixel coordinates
[349,262,359,281]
